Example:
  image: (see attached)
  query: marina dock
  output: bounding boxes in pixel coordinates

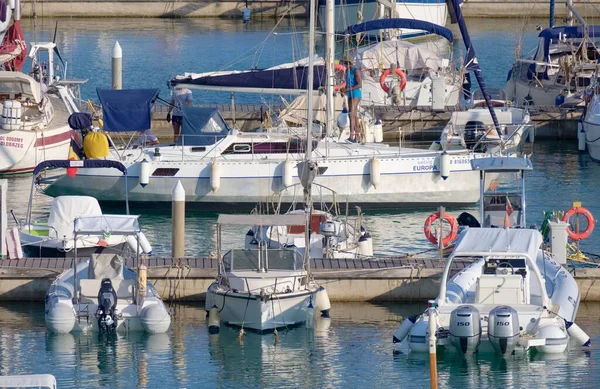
[2,257,599,302]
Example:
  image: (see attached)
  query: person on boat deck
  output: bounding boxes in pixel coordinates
[340,55,362,143]
[166,86,193,143]
[136,129,159,146]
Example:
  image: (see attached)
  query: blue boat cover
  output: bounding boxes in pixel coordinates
[96,89,159,132]
[33,159,128,176]
[169,65,327,91]
[178,107,230,146]
[68,112,93,130]
[344,19,454,42]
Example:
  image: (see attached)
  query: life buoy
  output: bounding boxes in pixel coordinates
[561,206,595,241]
[334,63,347,92]
[424,212,459,247]
[380,68,406,94]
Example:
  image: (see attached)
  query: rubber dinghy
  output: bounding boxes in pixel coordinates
[45,215,170,334]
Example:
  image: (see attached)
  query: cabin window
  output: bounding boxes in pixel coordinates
[233,144,251,153]
[191,147,206,152]
[578,78,590,87]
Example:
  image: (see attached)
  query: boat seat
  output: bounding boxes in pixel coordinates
[475,274,524,305]
[79,279,135,304]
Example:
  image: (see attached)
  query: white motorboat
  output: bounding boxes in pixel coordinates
[20,160,152,257]
[206,214,329,332]
[44,214,171,334]
[0,374,56,389]
[393,156,590,355]
[581,92,600,161]
[0,0,83,174]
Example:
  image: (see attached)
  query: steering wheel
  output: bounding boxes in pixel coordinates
[496,261,514,275]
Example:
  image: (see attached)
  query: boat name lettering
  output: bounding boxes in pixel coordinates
[450,158,470,165]
[0,135,24,148]
[413,164,438,172]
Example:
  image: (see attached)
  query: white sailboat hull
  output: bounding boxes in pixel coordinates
[583,96,600,161]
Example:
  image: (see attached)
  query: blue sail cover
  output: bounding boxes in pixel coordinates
[96,89,159,132]
[344,19,454,42]
[178,107,230,146]
[169,65,327,91]
[33,159,128,176]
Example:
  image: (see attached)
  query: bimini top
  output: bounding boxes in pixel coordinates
[344,18,454,43]
[178,107,230,146]
[354,39,447,71]
[451,228,543,261]
[471,156,533,172]
[33,159,128,176]
[0,71,42,104]
[96,88,159,132]
[218,214,306,226]
[74,214,141,236]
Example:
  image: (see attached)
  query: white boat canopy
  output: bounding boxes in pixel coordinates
[0,374,57,389]
[48,196,103,239]
[451,228,543,261]
[0,71,42,104]
[354,39,446,71]
[218,214,305,226]
[74,215,141,236]
[471,156,533,172]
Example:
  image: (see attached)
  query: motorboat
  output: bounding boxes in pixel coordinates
[44,214,170,334]
[505,5,600,108]
[393,155,590,355]
[0,0,84,174]
[19,160,152,257]
[205,213,329,332]
[0,374,56,389]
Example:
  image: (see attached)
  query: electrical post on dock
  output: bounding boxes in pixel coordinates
[112,41,122,90]
[172,180,185,258]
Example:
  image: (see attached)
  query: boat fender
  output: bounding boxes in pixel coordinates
[337,106,350,129]
[566,321,591,346]
[210,161,221,193]
[561,206,594,241]
[423,212,458,247]
[208,306,220,334]
[315,286,331,317]
[358,235,369,256]
[380,68,406,94]
[578,122,586,152]
[139,232,153,255]
[139,159,150,188]
[370,157,380,189]
[440,151,450,180]
[282,158,293,188]
[393,315,417,343]
[138,264,147,298]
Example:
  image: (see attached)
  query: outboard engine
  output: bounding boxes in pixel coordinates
[488,305,520,355]
[449,305,481,355]
[457,212,481,228]
[97,278,118,332]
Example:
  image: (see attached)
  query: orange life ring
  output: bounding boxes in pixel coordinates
[334,63,347,92]
[423,212,459,247]
[379,68,407,94]
[561,206,595,241]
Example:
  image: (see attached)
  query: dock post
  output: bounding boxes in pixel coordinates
[0,179,6,257]
[172,180,185,258]
[112,41,122,90]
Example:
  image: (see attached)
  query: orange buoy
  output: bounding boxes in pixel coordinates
[334,63,347,92]
[424,212,459,247]
[562,206,595,241]
[379,68,407,94]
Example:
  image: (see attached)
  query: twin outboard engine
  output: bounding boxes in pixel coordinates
[97,278,118,332]
[449,305,482,355]
[488,305,520,355]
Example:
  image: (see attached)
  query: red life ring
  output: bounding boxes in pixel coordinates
[379,68,407,94]
[561,206,595,241]
[423,212,459,247]
[334,63,347,92]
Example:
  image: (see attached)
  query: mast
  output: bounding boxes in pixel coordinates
[325,0,335,138]
[306,0,316,158]
[549,0,555,28]
[446,0,500,130]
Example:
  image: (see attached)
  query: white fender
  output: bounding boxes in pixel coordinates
[566,321,591,346]
[139,232,153,255]
[139,159,150,187]
[315,286,331,316]
[358,235,369,256]
[282,158,293,188]
[210,161,221,193]
[578,122,586,152]
[440,151,450,180]
[393,315,417,343]
[370,157,380,189]
[208,306,220,334]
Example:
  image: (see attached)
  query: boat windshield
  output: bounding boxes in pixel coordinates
[223,249,302,272]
